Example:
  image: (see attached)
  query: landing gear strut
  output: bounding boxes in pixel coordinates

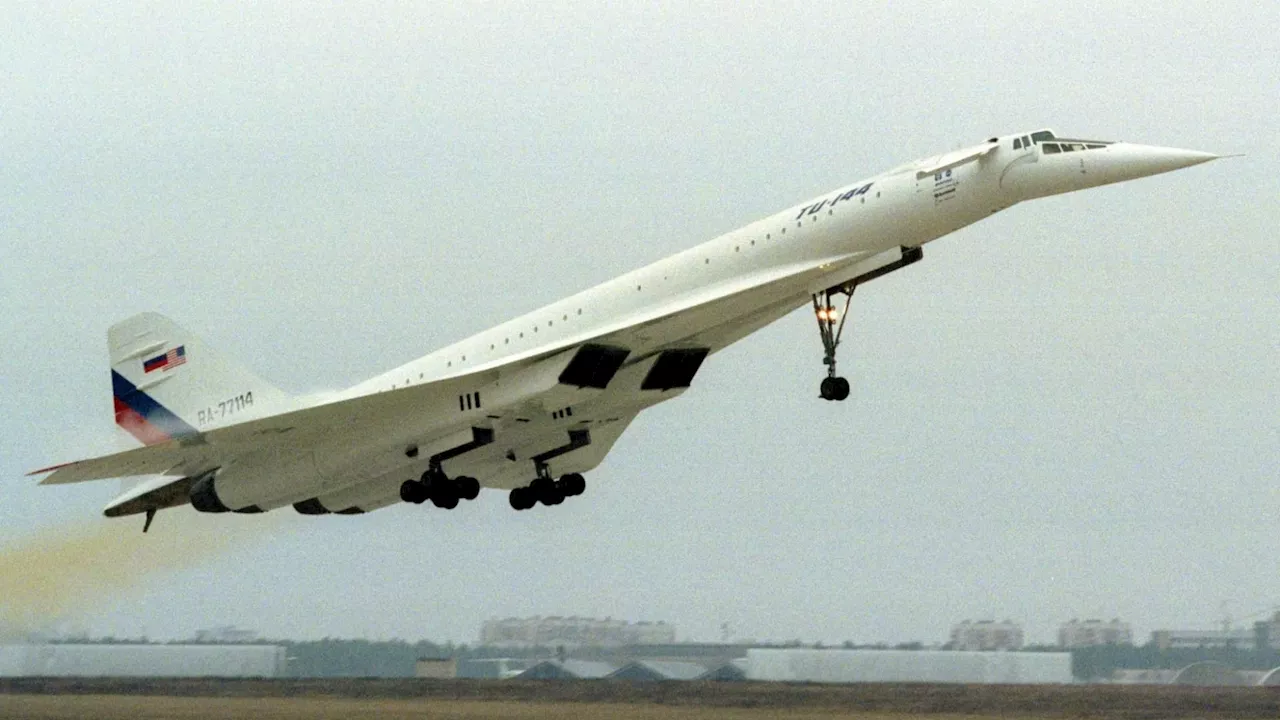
[813,286,853,401]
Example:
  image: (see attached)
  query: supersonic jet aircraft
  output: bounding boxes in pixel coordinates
[31,129,1223,532]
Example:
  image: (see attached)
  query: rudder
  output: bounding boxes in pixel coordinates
[109,312,291,445]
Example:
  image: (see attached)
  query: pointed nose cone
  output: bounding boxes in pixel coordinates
[1094,143,1221,184]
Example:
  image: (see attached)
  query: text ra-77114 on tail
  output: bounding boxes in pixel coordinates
[31,129,1225,531]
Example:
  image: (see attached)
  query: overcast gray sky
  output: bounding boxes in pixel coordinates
[2,1,1277,646]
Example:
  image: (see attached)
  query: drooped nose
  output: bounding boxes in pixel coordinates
[1088,143,1220,185]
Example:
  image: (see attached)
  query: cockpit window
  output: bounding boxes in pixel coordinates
[1013,138,1023,150]
[1030,130,1056,143]
[1041,139,1113,155]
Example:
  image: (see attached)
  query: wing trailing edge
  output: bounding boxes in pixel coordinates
[30,440,194,485]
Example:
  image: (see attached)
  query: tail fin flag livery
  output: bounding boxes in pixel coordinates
[28,129,1227,531]
[108,312,291,445]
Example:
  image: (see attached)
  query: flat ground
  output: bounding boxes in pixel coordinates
[2,680,1280,719]
[0,696,977,720]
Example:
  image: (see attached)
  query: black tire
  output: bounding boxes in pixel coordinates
[539,483,565,506]
[400,480,426,504]
[819,376,837,400]
[561,473,586,497]
[431,490,459,509]
[832,376,850,401]
[455,476,481,501]
[509,487,531,511]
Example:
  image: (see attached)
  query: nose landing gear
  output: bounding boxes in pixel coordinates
[810,245,925,401]
[814,287,854,402]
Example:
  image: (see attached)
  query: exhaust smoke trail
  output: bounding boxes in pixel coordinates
[0,511,263,638]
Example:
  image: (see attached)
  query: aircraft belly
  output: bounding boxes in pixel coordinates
[208,449,323,511]
[313,472,405,512]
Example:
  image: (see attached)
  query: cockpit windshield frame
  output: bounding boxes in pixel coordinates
[1041,138,1113,154]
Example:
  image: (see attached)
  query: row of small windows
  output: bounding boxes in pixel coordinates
[639,190,880,290]
[459,391,482,411]
[447,309,586,368]
[551,406,574,420]
[437,187,886,369]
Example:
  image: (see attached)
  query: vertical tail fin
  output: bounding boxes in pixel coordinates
[109,312,291,446]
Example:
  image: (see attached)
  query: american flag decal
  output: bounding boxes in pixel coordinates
[143,345,188,373]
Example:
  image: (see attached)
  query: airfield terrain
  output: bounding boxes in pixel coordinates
[3,679,1280,719]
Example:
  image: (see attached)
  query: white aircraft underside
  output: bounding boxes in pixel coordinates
[30,128,1224,531]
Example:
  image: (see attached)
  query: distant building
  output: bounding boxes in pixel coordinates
[699,659,748,682]
[193,626,259,644]
[608,660,707,681]
[1253,612,1280,651]
[949,620,1023,651]
[514,659,617,679]
[0,644,284,677]
[747,649,1070,684]
[457,657,536,679]
[1058,619,1133,648]
[1150,628,1256,650]
[414,656,457,679]
[479,616,676,648]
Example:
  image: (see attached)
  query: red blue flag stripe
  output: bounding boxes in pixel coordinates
[112,370,197,445]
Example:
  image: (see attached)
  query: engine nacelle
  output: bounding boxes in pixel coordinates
[189,472,231,513]
[188,451,327,513]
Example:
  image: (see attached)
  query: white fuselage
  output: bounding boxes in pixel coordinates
[190,131,1224,514]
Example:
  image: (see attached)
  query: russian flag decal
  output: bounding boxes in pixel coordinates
[143,345,187,373]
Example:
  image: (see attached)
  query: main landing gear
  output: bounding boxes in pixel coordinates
[400,465,480,510]
[813,286,853,401]
[509,464,586,511]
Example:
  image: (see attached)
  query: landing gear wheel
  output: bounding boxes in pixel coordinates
[820,376,850,401]
[535,479,564,506]
[509,487,535,511]
[559,473,586,497]
[399,480,428,504]
[455,476,480,501]
[431,488,459,509]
